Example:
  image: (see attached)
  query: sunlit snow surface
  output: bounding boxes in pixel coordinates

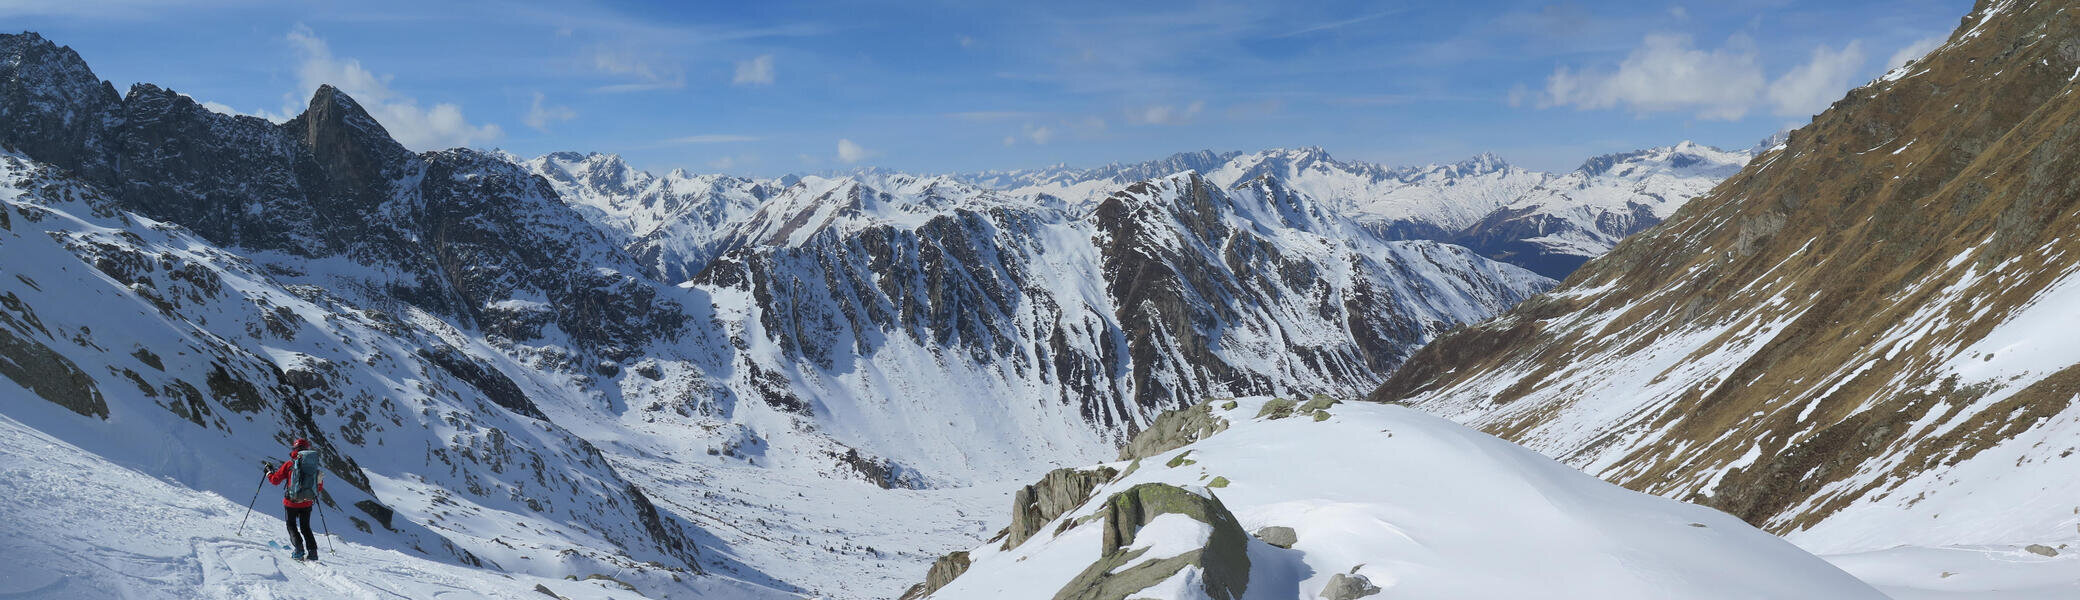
[926,398,1886,600]
[0,412,791,599]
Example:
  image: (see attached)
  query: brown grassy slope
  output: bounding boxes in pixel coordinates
[1373,0,2080,536]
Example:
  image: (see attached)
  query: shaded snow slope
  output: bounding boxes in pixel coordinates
[918,397,1883,600]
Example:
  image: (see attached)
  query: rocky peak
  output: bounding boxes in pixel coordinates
[286,85,409,185]
[0,32,122,181]
[1448,152,1510,176]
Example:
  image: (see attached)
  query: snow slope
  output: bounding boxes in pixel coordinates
[919,397,1884,600]
[0,412,791,600]
[1371,0,2080,572]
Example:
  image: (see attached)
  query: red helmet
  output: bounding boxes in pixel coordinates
[291,438,310,451]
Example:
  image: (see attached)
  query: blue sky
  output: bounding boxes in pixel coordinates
[10,0,1970,175]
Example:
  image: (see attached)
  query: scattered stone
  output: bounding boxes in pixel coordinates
[1321,572,1382,600]
[1118,400,1231,461]
[2025,544,2058,557]
[1253,526,1296,548]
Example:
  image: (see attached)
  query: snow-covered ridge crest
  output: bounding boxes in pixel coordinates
[909,397,1885,600]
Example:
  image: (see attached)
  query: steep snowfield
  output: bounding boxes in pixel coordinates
[0,412,790,600]
[922,397,1884,599]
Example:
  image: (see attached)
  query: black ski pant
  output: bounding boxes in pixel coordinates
[285,506,317,559]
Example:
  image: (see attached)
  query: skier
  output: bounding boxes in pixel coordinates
[264,438,326,561]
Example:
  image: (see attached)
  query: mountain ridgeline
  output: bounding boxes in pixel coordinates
[0,28,1700,597]
[1374,0,2080,555]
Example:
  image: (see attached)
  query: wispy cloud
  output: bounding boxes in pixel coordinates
[588,45,685,93]
[1885,35,1947,71]
[1765,41,1865,117]
[947,111,1042,122]
[284,25,502,149]
[523,92,576,132]
[733,54,775,86]
[1127,101,1204,126]
[1277,8,1413,38]
[664,134,762,144]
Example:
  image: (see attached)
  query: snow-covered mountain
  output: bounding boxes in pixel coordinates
[905,397,1887,599]
[1373,0,2080,582]
[0,30,1560,599]
[677,170,1549,478]
[942,145,1750,280]
[1454,142,1751,277]
[523,151,775,282]
[531,143,1748,289]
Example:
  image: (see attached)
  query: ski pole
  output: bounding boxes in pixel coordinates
[318,498,335,554]
[235,469,266,536]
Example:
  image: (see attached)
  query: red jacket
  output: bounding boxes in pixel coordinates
[268,450,324,508]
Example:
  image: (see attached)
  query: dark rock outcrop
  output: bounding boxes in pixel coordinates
[1053,483,1250,600]
[1006,466,1120,549]
[897,551,971,600]
[1117,399,1230,461]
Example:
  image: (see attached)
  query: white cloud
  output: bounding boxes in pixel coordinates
[589,46,685,93]
[664,134,762,144]
[1540,33,1764,120]
[958,35,977,48]
[1002,136,1017,147]
[285,25,502,150]
[523,92,577,132]
[734,54,775,86]
[1025,124,1055,145]
[708,155,757,170]
[1886,35,1947,71]
[1765,41,1865,117]
[1536,33,1881,121]
[1128,100,1205,125]
[836,138,874,163]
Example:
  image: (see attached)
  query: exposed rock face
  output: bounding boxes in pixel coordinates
[1053,483,1250,600]
[1007,466,1120,549]
[0,41,683,359]
[1374,0,2080,552]
[897,551,972,600]
[0,32,708,576]
[0,297,105,419]
[0,33,120,182]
